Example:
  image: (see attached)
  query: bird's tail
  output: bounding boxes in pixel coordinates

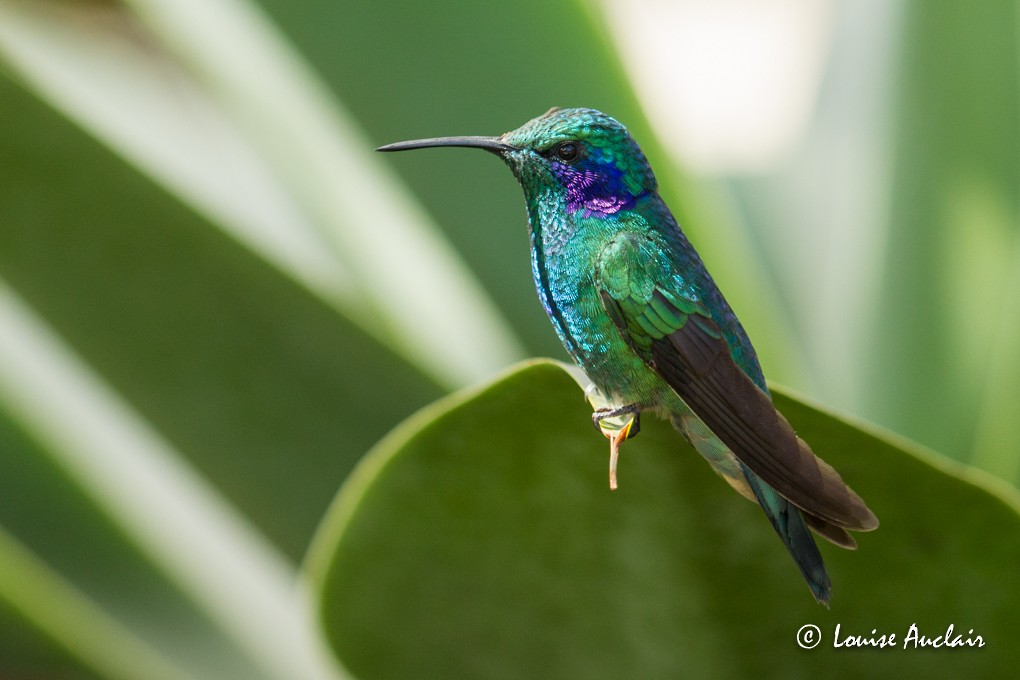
[671,412,833,604]
[741,463,832,606]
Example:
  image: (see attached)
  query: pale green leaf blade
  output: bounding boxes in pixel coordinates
[0,525,200,680]
[0,281,345,680]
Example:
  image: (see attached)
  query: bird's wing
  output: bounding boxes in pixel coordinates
[594,233,878,532]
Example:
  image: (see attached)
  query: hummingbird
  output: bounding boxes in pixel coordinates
[378,107,878,605]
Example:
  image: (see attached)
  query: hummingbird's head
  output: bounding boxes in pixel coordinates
[497,107,657,216]
[378,107,657,218]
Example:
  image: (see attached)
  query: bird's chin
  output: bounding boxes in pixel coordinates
[493,148,534,180]
[498,147,528,172]
[500,151,558,187]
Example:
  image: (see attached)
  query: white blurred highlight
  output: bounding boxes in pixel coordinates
[602,0,834,174]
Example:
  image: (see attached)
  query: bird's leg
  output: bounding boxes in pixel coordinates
[591,404,641,490]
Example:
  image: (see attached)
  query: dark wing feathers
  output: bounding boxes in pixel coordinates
[651,323,877,531]
[596,234,878,533]
[803,512,858,550]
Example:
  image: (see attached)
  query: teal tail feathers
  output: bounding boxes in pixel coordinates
[742,463,832,606]
[670,411,833,604]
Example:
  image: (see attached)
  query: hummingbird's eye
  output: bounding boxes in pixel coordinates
[554,142,579,162]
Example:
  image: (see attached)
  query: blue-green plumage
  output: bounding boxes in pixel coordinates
[379,107,878,605]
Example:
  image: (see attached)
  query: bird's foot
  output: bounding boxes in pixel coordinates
[592,405,640,490]
[591,405,641,437]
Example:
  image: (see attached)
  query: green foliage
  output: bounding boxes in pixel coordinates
[873,0,1020,477]
[312,361,1020,679]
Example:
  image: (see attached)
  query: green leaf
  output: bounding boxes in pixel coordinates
[310,360,1020,679]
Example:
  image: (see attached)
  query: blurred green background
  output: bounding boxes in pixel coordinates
[0,0,1017,678]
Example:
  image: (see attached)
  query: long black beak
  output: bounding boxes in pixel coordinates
[376,135,513,155]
